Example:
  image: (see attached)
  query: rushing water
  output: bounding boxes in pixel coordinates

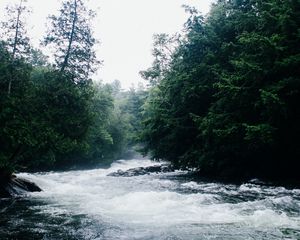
[1,159,300,240]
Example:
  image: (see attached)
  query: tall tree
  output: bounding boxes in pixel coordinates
[140,33,179,86]
[140,0,300,181]
[44,0,99,81]
[0,0,31,95]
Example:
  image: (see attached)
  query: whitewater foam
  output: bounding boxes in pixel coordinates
[15,159,300,239]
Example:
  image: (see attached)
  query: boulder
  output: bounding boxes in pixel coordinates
[107,164,175,177]
[0,175,42,198]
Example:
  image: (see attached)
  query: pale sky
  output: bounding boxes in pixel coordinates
[0,0,214,89]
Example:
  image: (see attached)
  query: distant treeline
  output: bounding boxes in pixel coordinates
[0,0,145,176]
[139,0,300,181]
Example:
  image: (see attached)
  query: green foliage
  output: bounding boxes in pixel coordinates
[109,83,148,155]
[0,0,31,59]
[44,0,99,81]
[140,0,300,181]
[0,0,31,96]
[0,40,129,172]
[0,0,133,174]
[140,34,179,86]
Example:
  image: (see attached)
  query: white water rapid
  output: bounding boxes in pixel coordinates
[1,159,300,239]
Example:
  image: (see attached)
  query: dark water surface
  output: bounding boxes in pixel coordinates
[1,159,300,239]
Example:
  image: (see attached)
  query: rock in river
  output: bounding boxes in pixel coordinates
[107,164,175,177]
[0,175,42,198]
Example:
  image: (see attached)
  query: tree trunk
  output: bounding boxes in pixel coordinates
[8,0,22,96]
[60,0,77,73]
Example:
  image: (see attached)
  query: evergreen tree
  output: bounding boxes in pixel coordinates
[0,0,31,95]
[44,0,99,81]
[141,0,300,181]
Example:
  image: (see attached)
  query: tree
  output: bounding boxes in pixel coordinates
[28,48,49,67]
[0,42,33,172]
[140,33,179,86]
[44,0,99,81]
[0,0,31,95]
[140,0,300,181]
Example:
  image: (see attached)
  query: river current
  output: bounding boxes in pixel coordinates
[1,159,300,239]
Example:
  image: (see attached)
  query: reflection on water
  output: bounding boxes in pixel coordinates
[1,159,300,239]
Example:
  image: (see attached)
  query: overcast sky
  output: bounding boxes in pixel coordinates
[0,0,214,89]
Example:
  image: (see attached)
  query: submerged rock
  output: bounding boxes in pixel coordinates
[0,175,42,198]
[107,164,175,177]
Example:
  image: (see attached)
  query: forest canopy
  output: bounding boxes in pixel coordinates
[140,0,300,181]
[0,0,143,176]
[0,0,299,183]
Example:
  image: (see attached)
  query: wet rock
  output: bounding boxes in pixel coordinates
[107,164,175,177]
[0,175,42,198]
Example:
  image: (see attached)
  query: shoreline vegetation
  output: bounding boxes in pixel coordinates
[0,0,147,191]
[138,0,300,183]
[1,0,300,197]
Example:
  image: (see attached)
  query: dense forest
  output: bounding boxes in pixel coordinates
[1,0,299,183]
[0,0,144,179]
[140,0,300,181]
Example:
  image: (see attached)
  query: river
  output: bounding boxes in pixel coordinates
[1,159,300,239]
